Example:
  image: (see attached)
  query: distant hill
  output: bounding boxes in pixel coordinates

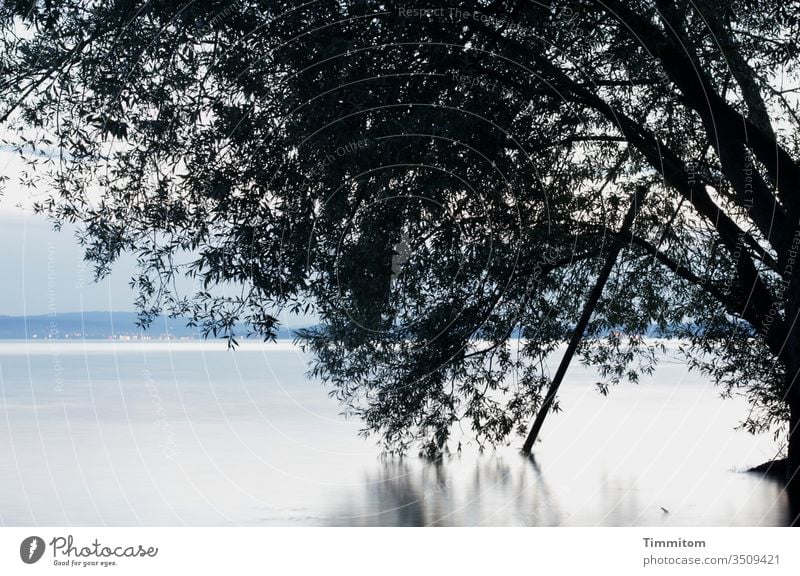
[0,312,705,341]
[0,312,302,340]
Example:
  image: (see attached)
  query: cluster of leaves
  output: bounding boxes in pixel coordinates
[2,0,799,454]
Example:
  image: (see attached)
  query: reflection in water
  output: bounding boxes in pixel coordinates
[0,342,791,526]
[328,450,789,526]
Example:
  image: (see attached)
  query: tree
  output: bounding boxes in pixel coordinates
[2,0,800,517]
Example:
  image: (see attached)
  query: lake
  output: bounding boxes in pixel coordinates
[0,340,790,526]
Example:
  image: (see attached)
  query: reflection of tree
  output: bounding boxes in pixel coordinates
[328,455,562,526]
[3,1,800,516]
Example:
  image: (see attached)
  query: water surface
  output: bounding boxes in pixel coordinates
[0,341,790,526]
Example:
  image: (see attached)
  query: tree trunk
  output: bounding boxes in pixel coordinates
[521,186,647,453]
[788,391,800,526]
[784,250,800,526]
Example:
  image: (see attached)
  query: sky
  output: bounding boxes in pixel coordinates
[0,143,183,316]
[0,208,139,316]
[0,145,217,316]
[0,150,315,326]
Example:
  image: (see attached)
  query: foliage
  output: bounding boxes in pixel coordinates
[2,0,800,454]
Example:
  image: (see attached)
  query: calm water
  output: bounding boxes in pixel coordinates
[0,340,790,526]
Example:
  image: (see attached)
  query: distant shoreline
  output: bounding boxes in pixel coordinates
[0,339,303,355]
[0,311,308,340]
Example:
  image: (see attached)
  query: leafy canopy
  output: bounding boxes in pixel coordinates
[2,0,799,454]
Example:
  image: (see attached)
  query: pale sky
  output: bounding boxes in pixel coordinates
[0,208,140,316]
[0,150,316,325]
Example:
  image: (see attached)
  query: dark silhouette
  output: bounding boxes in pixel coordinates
[2,1,799,521]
